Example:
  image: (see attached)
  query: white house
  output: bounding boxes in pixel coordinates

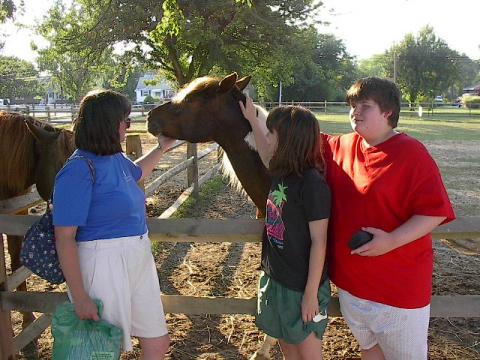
[135,74,175,103]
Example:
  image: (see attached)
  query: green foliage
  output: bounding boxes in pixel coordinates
[358,54,390,78]
[0,0,15,23]
[278,29,357,101]
[36,0,325,92]
[463,96,480,109]
[0,56,44,100]
[142,95,159,104]
[385,26,460,104]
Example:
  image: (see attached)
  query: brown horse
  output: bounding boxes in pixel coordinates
[147,72,271,218]
[0,111,75,355]
[147,73,276,359]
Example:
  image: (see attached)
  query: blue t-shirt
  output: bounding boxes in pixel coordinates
[53,149,147,241]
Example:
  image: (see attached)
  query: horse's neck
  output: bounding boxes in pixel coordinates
[219,137,270,211]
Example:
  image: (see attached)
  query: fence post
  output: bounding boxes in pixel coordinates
[126,134,145,191]
[0,238,15,360]
[46,106,51,122]
[71,104,75,122]
[187,143,199,199]
[324,100,327,114]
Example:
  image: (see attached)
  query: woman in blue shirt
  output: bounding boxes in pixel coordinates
[53,89,173,358]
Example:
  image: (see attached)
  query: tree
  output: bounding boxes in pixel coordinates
[0,0,14,22]
[448,54,480,98]
[36,0,325,91]
[358,54,390,79]
[34,2,128,102]
[0,56,44,101]
[279,29,357,101]
[385,26,460,104]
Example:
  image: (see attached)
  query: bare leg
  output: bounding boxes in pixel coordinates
[361,344,385,360]
[250,334,276,360]
[138,334,170,360]
[279,340,302,360]
[297,333,323,360]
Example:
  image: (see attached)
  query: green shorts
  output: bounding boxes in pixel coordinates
[255,272,331,344]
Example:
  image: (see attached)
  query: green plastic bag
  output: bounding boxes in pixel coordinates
[52,300,123,360]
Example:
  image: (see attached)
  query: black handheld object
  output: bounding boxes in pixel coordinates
[348,230,373,250]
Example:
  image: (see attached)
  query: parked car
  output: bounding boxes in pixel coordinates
[434,95,444,103]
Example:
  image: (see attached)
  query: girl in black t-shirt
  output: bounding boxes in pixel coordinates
[240,100,331,359]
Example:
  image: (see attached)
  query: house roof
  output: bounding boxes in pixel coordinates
[135,74,173,91]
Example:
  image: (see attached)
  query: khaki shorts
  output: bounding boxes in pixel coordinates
[255,272,331,344]
[338,288,429,360]
[71,233,168,351]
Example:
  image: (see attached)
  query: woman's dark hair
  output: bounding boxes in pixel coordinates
[267,106,324,178]
[346,77,401,128]
[74,89,131,155]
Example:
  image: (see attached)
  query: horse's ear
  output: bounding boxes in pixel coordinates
[219,73,238,93]
[236,76,251,91]
[25,119,59,143]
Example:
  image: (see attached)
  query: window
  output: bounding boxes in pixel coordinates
[141,90,150,96]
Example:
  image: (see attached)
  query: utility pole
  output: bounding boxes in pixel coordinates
[278,80,282,105]
[393,48,397,83]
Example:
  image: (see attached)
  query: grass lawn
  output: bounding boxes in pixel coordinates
[317,113,480,141]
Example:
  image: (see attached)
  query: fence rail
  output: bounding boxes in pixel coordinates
[3,102,479,122]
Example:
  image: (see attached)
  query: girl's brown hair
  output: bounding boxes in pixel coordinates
[74,89,131,155]
[266,106,324,178]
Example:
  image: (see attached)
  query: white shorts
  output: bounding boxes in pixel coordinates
[70,233,168,351]
[338,288,429,360]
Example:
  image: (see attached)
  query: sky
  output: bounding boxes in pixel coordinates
[1,0,479,64]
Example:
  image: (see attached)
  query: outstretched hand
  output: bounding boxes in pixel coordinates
[158,134,176,152]
[239,97,257,124]
[350,227,397,256]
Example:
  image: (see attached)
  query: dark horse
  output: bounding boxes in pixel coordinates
[147,73,276,359]
[0,111,75,355]
[147,72,271,218]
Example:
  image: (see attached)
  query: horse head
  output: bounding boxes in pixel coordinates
[147,73,252,145]
[147,73,271,217]
[25,118,75,200]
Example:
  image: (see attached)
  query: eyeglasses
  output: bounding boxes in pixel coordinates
[124,117,131,129]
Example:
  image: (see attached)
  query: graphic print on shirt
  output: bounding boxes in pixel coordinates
[266,183,287,249]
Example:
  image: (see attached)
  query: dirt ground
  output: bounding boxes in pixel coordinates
[4,135,480,359]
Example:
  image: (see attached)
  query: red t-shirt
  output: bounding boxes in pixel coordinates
[323,132,455,308]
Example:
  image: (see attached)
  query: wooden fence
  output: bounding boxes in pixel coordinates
[5,102,478,122]
[0,134,222,358]
[1,215,480,358]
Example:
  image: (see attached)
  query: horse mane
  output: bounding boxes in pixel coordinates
[173,76,221,103]
[0,112,37,199]
[57,128,76,155]
[221,104,269,195]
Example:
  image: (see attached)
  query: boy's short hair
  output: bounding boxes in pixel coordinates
[346,77,401,128]
[74,89,131,155]
[266,106,324,178]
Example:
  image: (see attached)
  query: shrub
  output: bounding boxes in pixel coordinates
[463,96,480,109]
[143,95,160,104]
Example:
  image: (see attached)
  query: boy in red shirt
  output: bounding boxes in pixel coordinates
[323,77,455,359]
